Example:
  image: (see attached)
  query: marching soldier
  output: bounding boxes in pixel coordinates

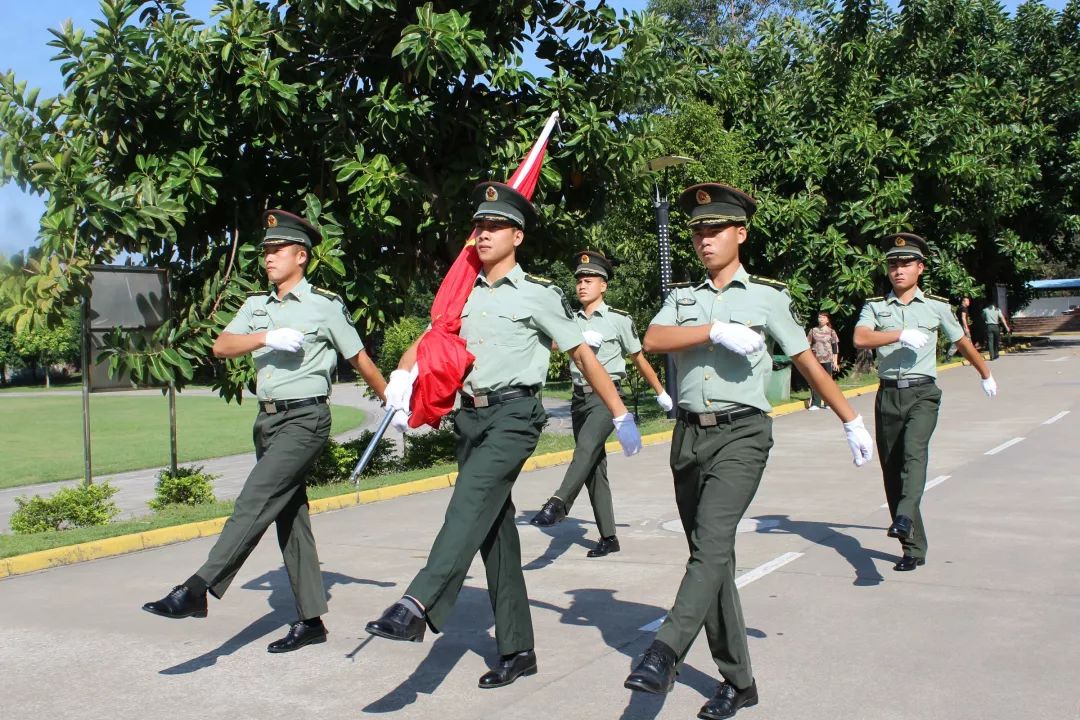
[143,210,389,653]
[981,299,1011,360]
[854,233,996,571]
[623,183,875,720]
[364,182,642,689]
[530,249,671,558]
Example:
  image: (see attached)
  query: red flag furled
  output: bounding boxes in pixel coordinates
[407,112,560,429]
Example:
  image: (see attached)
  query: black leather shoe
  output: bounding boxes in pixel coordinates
[893,555,926,572]
[624,641,677,694]
[365,602,426,642]
[267,619,327,653]
[530,498,567,527]
[478,650,537,689]
[887,515,913,540]
[698,680,759,720]
[587,535,621,558]
[142,585,207,619]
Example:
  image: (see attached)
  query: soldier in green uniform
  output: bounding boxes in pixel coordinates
[623,183,875,720]
[981,300,1011,360]
[854,233,997,571]
[143,209,389,653]
[530,249,671,558]
[364,182,642,689]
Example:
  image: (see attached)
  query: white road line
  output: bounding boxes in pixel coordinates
[985,437,1025,455]
[637,552,804,632]
[880,475,950,508]
[1047,357,1068,363]
[1043,411,1070,425]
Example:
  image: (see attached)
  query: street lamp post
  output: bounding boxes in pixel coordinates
[647,155,694,419]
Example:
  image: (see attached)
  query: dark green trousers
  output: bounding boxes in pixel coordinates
[874,384,941,559]
[406,397,547,656]
[655,412,772,690]
[985,326,1001,360]
[198,403,331,619]
[553,389,616,538]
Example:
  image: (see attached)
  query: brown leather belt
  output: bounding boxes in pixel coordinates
[260,396,328,414]
[460,386,539,409]
[676,405,762,427]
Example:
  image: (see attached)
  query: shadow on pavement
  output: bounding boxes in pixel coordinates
[519,514,591,570]
[159,567,393,675]
[752,514,897,586]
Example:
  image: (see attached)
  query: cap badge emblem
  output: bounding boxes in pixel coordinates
[485,186,498,202]
[695,189,711,205]
[266,214,278,228]
[581,253,590,264]
[895,237,906,247]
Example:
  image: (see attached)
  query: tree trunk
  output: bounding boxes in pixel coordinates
[42,355,50,389]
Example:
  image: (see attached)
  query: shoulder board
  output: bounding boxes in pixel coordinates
[749,275,787,290]
[524,274,553,287]
[667,281,693,289]
[246,290,268,298]
[608,307,632,317]
[312,286,345,303]
[866,296,885,302]
[927,294,951,304]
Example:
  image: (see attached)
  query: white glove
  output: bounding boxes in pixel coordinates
[842,414,874,467]
[612,413,642,456]
[264,328,304,352]
[389,409,410,432]
[899,328,929,350]
[655,392,674,412]
[385,368,415,412]
[981,375,997,397]
[581,330,604,348]
[709,321,765,356]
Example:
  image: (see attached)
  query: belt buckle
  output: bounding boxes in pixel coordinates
[699,412,718,427]
[473,394,490,408]
[262,401,278,414]
[897,379,910,389]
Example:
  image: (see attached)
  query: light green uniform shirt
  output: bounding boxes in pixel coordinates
[856,288,964,380]
[982,306,1004,327]
[459,264,585,395]
[568,301,642,386]
[649,265,810,413]
[225,277,364,401]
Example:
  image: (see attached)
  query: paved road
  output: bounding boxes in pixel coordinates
[0,382,574,529]
[0,339,1076,720]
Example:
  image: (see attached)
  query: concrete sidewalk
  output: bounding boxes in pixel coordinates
[0,339,1076,719]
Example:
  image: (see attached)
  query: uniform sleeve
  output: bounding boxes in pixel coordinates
[855,302,877,329]
[766,290,811,356]
[936,302,965,343]
[533,288,586,351]
[650,290,679,326]
[618,314,643,355]
[324,299,365,359]
[223,297,256,334]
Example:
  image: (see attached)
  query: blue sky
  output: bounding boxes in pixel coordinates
[0,0,1064,258]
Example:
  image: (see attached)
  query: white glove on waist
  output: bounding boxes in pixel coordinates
[842,414,874,467]
[709,321,765,356]
[612,413,642,457]
[899,329,929,350]
[655,392,674,412]
[581,330,604,349]
[981,375,997,397]
[264,328,304,353]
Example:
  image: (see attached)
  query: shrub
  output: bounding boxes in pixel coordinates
[307,431,398,485]
[376,316,428,379]
[149,465,218,511]
[401,426,457,470]
[10,481,120,534]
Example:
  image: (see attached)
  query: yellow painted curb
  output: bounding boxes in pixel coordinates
[0,338,1046,579]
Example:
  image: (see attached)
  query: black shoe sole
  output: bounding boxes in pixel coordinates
[624,677,674,694]
[587,548,620,558]
[886,527,912,540]
[478,665,537,689]
[893,559,926,572]
[365,623,425,643]
[267,633,327,654]
[697,697,758,720]
[142,605,207,619]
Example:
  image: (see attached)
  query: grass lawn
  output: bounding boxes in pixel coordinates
[0,394,365,488]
